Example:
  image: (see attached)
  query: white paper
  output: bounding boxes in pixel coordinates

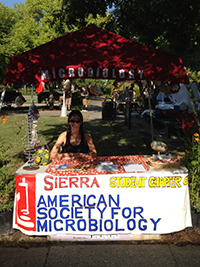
[96,164,118,172]
[100,161,113,165]
[123,164,146,172]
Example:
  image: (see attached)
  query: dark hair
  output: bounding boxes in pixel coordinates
[68,110,83,124]
[67,110,84,144]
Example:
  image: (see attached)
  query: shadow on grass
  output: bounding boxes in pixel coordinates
[37,119,150,156]
[5,116,185,171]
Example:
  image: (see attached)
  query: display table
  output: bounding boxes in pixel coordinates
[13,155,192,240]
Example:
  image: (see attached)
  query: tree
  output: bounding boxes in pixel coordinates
[3,0,66,57]
[52,0,200,72]
[60,0,113,30]
[0,0,113,84]
[71,78,105,91]
[0,4,17,82]
[0,0,69,109]
[110,0,200,71]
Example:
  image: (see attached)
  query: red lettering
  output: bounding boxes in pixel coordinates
[69,177,79,187]
[44,175,100,189]
[59,177,68,188]
[80,177,89,188]
[91,177,100,188]
[44,175,53,190]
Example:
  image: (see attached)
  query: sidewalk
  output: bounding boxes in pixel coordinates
[7,97,105,122]
[0,242,200,267]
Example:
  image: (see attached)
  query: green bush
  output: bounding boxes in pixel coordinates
[0,139,15,212]
[184,82,200,212]
[184,131,200,212]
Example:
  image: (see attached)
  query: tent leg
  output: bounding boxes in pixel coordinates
[31,84,34,104]
[147,82,154,141]
[0,85,7,113]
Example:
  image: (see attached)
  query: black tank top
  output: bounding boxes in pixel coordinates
[62,132,89,153]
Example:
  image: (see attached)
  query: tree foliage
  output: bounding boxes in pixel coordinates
[1,0,200,85]
[4,0,66,57]
[60,0,113,29]
[110,0,200,70]
[0,4,17,82]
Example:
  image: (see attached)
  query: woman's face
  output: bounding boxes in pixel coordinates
[69,114,82,130]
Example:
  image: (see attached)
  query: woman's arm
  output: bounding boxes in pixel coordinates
[50,132,66,159]
[84,132,97,157]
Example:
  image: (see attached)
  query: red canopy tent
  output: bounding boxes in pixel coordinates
[3,24,189,85]
[1,24,192,140]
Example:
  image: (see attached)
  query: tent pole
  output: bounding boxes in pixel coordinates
[0,85,7,113]
[31,84,34,104]
[147,81,154,141]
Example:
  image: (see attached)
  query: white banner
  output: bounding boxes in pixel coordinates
[13,171,192,236]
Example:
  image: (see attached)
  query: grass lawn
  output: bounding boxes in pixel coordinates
[0,115,147,176]
[24,95,38,103]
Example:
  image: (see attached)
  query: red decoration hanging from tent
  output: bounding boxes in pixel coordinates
[35,82,44,93]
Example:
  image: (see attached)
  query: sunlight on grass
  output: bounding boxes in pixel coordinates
[117,138,128,146]
[0,114,185,176]
[101,134,115,140]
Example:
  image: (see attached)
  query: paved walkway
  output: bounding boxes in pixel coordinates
[6,96,105,121]
[0,242,200,267]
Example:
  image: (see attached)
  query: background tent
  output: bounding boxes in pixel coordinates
[3,24,189,85]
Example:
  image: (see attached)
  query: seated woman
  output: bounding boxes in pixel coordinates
[50,110,97,160]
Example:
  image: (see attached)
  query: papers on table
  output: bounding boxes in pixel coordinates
[97,161,147,173]
[57,164,70,170]
[55,161,147,173]
[96,162,118,172]
[123,164,146,172]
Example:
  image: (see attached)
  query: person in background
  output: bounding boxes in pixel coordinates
[112,87,119,102]
[168,83,192,113]
[156,82,171,103]
[122,86,130,101]
[141,81,155,109]
[66,86,72,111]
[50,110,97,160]
[81,86,88,111]
[62,79,72,111]
[128,83,136,101]
[134,81,144,101]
